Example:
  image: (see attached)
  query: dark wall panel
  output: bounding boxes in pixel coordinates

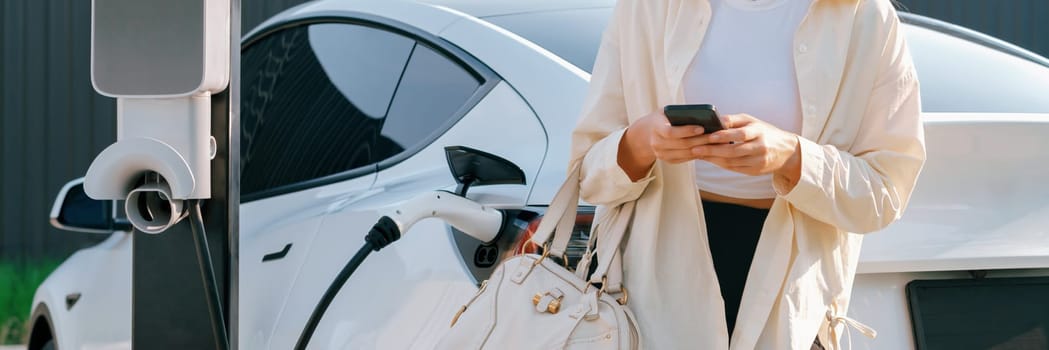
[25,0,48,260]
[0,0,117,263]
[0,0,311,263]
[3,0,31,261]
[44,1,72,260]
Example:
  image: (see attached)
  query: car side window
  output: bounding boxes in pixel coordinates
[240,23,415,198]
[378,43,483,163]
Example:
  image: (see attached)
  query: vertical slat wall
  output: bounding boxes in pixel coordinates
[1,0,1047,262]
[0,0,313,263]
[1,0,118,264]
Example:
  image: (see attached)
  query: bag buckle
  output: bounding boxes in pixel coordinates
[532,243,552,266]
[532,288,565,314]
[585,276,629,305]
[532,243,570,269]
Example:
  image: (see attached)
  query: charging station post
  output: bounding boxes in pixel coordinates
[84,0,239,348]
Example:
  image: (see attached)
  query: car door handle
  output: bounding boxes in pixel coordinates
[262,243,292,262]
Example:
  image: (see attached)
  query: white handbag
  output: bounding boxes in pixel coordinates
[436,164,642,349]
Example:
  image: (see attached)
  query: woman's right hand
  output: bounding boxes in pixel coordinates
[618,111,712,181]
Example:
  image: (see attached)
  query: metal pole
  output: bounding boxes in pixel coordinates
[128,1,238,348]
[226,0,241,348]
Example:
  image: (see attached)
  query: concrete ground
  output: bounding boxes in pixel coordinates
[0,345,25,350]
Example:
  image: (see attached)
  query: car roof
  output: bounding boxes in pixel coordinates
[414,0,614,18]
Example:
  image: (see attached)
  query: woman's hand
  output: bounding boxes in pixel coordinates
[618,111,718,180]
[692,114,801,178]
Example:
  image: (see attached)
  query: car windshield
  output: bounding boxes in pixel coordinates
[486,9,1049,114]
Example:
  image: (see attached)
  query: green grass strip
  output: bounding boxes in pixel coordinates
[0,260,62,345]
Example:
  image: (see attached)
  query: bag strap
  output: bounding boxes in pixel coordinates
[528,162,636,294]
[528,162,582,257]
[588,200,635,293]
[574,204,624,284]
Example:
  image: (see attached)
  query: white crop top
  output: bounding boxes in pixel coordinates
[683,0,812,199]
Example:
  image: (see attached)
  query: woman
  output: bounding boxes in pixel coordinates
[570,0,925,348]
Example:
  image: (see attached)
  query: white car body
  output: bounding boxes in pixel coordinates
[30,1,1049,349]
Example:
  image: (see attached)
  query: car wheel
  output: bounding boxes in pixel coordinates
[29,305,57,350]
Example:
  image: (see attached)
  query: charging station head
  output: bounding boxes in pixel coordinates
[126,181,185,234]
[84,137,198,200]
[91,0,229,97]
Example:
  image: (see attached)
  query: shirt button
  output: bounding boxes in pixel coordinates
[805,105,816,114]
[798,44,809,53]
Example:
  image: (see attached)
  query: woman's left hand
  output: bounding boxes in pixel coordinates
[691,113,801,177]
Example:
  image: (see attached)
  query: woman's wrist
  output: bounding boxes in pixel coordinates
[618,124,657,181]
[774,135,803,191]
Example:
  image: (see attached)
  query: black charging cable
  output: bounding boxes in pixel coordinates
[188,200,230,350]
[294,216,402,350]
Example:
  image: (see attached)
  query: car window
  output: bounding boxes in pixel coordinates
[239,23,414,198]
[905,25,1049,113]
[378,43,483,163]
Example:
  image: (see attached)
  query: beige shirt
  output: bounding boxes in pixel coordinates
[569,0,925,349]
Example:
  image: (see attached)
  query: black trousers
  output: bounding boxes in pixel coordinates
[702,200,769,337]
[703,200,825,349]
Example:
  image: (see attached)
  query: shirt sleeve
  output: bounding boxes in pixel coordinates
[570,0,657,207]
[773,5,926,234]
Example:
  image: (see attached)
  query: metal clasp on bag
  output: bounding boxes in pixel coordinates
[532,288,565,314]
[584,276,629,306]
[531,243,570,269]
[577,245,596,274]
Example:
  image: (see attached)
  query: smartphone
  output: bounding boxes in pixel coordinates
[663,104,725,133]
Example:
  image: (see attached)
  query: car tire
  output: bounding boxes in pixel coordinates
[29,304,57,350]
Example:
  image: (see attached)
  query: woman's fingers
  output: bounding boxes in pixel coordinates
[659,134,720,150]
[652,138,705,159]
[652,123,714,151]
[720,113,757,129]
[708,124,761,144]
[647,113,772,165]
[692,140,763,158]
[655,123,705,140]
[685,114,799,176]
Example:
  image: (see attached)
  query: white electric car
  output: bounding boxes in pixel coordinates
[29,0,1049,349]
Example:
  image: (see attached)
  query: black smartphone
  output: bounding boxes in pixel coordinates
[663,104,725,133]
